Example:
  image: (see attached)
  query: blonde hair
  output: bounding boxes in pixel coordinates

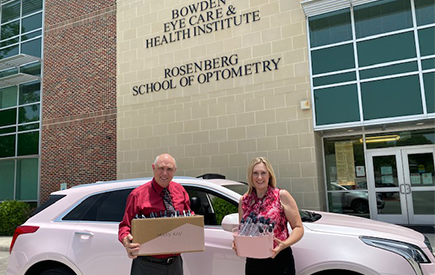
[246,157,276,194]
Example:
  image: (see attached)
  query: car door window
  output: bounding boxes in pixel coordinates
[63,188,133,222]
[185,186,238,226]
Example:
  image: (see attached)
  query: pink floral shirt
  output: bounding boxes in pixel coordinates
[241,185,289,247]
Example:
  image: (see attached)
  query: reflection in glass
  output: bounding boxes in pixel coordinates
[408,153,434,187]
[373,155,399,187]
[18,104,40,123]
[1,0,20,24]
[377,192,401,214]
[412,191,435,215]
[16,158,38,200]
[0,86,17,108]
[1,20,19,40]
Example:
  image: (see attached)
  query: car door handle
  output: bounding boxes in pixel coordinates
[75,231,94,236]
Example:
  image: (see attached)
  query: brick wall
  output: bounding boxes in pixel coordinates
[40,1,117,203]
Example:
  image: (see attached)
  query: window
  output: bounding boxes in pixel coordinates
[185,186,238,226]
[63,189,134,222]
[309,8,352,47]
[415,0,435,26]
[423,72,434,113]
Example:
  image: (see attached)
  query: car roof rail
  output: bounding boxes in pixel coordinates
[197,173,226,179]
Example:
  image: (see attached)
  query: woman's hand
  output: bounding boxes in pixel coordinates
[271,238,286,258]
[231,240,238,255]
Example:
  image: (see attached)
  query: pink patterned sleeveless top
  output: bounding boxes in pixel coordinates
[241,185,289,247]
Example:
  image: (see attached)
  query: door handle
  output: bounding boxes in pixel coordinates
[75,231,94,236]
[405,184,411,194]
[399,184,405,194]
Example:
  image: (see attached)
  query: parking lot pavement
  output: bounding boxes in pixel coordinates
[0,236,11,252]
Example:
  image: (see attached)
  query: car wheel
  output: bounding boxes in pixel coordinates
[352,200,369,214]
[40,267,75,275]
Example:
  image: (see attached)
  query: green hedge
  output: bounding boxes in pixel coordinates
[212,197,238,225]
[0,200,31,236]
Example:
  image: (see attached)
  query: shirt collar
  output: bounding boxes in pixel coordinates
[151,178,171,195]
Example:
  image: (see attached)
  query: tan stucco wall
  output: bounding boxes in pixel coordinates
[117,0,326,210]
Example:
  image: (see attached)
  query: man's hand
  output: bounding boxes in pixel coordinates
[123,234,140,259]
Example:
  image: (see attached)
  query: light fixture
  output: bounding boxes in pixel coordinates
[360,135,400,143]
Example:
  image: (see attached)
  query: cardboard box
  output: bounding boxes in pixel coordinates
[131,215,204,256]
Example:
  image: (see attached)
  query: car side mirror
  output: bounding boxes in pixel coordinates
[221,213,239,232]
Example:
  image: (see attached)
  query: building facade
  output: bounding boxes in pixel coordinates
[0,0,433,226]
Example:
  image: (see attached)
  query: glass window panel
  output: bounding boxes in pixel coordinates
[419,27,435,57]
[376,192,401,214]
[0,108,16,126]
[0,44,19,59]
[0,86,17,108]
[17,131,39,156]
[0,68,17,78]
[21,38,41,57]
[0,160,15,200]
[0,134,15,157]
[18,104,39,123]
[357,32,416,67]
[359,61,418,79]
[309,8,352,47]
[21,30,41,42]
[366,129,435,149]
[22,13,42,34]
[407,153,434,187]
[1,0,20,24]
[19,81,40,104]
[21,62,41,76]
[0,126,15,134]
[314,84,360,125]
[423,72,434,113]
[0,37,18,48]
[415,0,435,26]
[1,20,19,40]
[18,122,38,131]
[412,191,435,215]
[354,0,412,39]
[313,71,356,87]
[16,158,38,200]
[311,43,355,75]
[421,58,435,70]
[22,0,43,16]
[361,75,422,120]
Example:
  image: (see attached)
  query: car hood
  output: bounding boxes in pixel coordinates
[303,211,424,245]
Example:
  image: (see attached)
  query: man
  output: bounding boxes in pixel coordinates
[118,154,192,275]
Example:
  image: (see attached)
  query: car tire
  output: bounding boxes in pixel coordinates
[352,200,369,214]
[40,267,75,275]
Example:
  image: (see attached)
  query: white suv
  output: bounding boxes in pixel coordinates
[7,177,435,275]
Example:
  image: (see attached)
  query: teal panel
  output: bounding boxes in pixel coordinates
[0,134,15,157]
[354,0,412,39]
[415,0,435,26]
[314,84,360,125]
[22,12,42,34]
[422,58,435,70]
[419,27,435,57]
[312,43,355,75]
[0,86,17,108]
[0,160,15,200]
[1,0,20,23]
[18,104,40,124]
[21,38,41,58]
[361,75,423,120]
[423,72,434,113]
[0,44,19,59]
[0,108,16,127]
[1,20,19,40]
[358,32,416,67]
[23,0,43,16]
[313,71,356,87]
[309,8,352,47]
[19,81,40,104]
[16,158,38,200]
[360,61,418,79]
[17,131,39,156]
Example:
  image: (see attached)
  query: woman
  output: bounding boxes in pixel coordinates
[234,157,304,275]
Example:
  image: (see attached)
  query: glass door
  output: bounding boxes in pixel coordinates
[367,146,435,225]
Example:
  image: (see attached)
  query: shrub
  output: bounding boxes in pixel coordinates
[212,197,238,225]
[0,200,31,236]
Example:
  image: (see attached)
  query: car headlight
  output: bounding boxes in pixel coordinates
[360,236,430,275]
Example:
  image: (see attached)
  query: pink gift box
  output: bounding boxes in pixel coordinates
[233,229,274,259]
